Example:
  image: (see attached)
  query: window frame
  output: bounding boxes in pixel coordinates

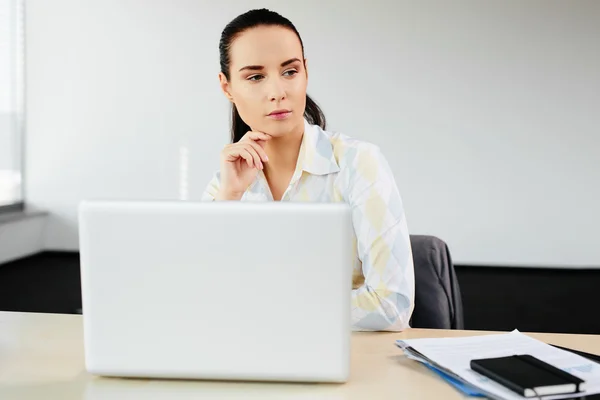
[0,0,25,214]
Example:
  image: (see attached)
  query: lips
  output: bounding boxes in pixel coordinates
[267,109,292,120]
[268,109,291,116]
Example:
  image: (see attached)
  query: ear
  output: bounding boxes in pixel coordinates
[218,72,234,103]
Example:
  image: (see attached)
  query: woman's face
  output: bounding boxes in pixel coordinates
[220,25,308,138]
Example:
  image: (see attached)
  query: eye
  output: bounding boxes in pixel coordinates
[283,69,298,77]
[247,74,264,82]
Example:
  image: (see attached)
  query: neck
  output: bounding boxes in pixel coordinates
[264,126,304,174]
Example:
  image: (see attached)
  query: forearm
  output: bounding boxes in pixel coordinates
[351,285,412,332]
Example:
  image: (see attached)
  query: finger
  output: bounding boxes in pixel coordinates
[223,146,253,168]
[243,131,271,143]
[244,140,269,163]
[222,146,243,163]
[242,145,263,170]
[255,138,269,149]
[239,148,256,168]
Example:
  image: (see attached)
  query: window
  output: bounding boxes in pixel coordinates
[0,0,24,210]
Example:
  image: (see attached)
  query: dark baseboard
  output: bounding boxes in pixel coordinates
[0,251,82,314]
[1,251,599,334]
[37,250,80,256]
[0,202,24,214]
[455,265,600,334]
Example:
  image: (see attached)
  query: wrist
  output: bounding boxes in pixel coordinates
[215,189,244,201]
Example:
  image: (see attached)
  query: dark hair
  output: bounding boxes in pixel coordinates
[219,8,326,143]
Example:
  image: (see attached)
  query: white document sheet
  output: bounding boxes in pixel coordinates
[397,330,600,400]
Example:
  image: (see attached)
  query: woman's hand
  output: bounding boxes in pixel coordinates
[215,131,271,200]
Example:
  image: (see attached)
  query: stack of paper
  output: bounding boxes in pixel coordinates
[396,330,600,400]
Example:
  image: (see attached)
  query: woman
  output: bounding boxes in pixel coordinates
[202,8,415,332]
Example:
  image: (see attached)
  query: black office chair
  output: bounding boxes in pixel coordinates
[409,235,464,329]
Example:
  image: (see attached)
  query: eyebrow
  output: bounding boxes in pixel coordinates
[238,58,302,72]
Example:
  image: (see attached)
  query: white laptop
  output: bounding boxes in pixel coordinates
[78,200,352,383]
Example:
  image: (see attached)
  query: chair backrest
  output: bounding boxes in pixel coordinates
[409,235,464,329]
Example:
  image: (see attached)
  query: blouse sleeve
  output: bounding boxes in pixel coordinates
[200,171,220,201]
[347,144,415,331]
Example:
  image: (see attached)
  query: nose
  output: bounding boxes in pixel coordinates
[267,77,286,102]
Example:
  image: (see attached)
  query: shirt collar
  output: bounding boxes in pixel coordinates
[299,118,340,176]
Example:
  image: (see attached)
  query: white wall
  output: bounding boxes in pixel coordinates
[25,0,600,267]
[0,215,46,264]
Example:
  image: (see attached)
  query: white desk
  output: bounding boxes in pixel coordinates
[2,311,600,399]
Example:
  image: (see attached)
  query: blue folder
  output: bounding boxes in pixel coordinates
[423,363,485,397]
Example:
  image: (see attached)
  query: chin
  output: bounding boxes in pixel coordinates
[262,117,302,137]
